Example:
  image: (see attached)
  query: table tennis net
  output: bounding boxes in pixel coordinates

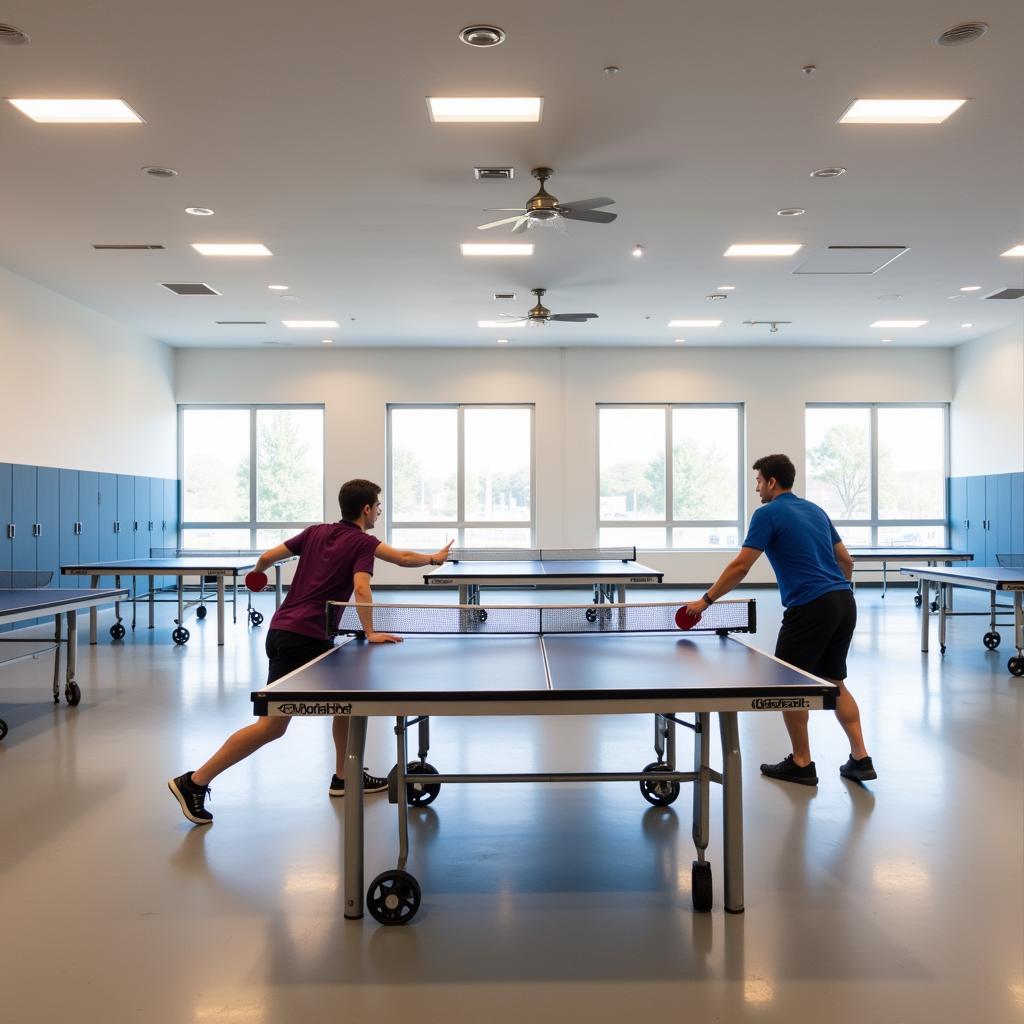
[327,599,755,636]
[447,546,637,563]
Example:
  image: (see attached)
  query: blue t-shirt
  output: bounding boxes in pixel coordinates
[741,492,851,608]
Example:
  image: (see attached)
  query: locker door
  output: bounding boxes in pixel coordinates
[59,469,80,585]
[164,479,179,550]
[134,476,150,559]
[948,477,967,555]
[1011,473,1024,559]
[984,475,1001,567]
[0,462,12,575]
[98,473,117,566]
[117,474,135,560]
[78,471,100,587]
[966,475,987,566]
[36,467,60,587]
[994,474,1013,564]
[11,465,36,572]
[150,477,166,588]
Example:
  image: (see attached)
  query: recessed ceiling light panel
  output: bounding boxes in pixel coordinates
[192,243,272,256]
[479,321,525,328]
[461,243,534,256]
[725,244,802,257]
[871,320,927,328]
[838,99,967,124]
[268,284,289,290]
[1000,244,1024,257]
[8,98,144,123]
[185,207,214,216]
[283,320,339,329]
[959,285,981,292]
[428,97,542,123]
[777,208,806,217]
[668,320,722,327]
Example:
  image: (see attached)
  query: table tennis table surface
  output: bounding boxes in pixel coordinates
[62,555,262,574]
[848,547,973,561]
[254,630,836,713]
[0,587,127,618]
[899,565,1024,589]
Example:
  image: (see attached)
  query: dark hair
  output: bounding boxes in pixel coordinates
[338,479,381,521]
[752,454,796,490]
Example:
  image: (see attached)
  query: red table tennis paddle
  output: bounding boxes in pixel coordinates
[675,606,701,630]
[245,570,268,592]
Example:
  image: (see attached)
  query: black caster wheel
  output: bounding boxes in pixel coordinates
[940,645,946,654]
[172,626,191,645]
[196,605,207,620]
[983,632,1001,650]
[474,609,488,623]
[914,595,922,607]
[406,762,441,806]
[367,869,421,925]
[1008,656,1024,678]
[930,601,939,613]
[110,622,126,641]
[0,719,7,742]
[249,610,264,627]
[692,860,713,913]
[585,607,598,623]
[65,682,82,707]
[639,761,680,807]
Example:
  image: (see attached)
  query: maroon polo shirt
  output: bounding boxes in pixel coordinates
[270,521,381,640]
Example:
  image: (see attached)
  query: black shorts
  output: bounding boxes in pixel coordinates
[775,588,857,681]
[265,628,334,684]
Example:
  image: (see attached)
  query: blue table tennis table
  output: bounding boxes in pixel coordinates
[848,547,973,602]
[252,599,838,925]
[0,583,127,741]
[61,549,291,646]
[424,546,664,606]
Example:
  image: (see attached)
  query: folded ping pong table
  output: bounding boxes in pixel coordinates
[0,584,127,740]
[899,565,1024,676]
[424,546,664,606]
[252,600,837,925]
[61,549,291,646]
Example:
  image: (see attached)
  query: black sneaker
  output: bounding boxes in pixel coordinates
[760,754,818,787]
[840,755,877,782]
[329,770,389,798]
[168,772,213,825]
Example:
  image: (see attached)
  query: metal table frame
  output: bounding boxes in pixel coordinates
[848,548,973,602]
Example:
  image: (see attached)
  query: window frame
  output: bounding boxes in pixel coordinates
[386,403,536,546]
[805,402,950,544]
[177,403,326,548]
[596,403,745,550]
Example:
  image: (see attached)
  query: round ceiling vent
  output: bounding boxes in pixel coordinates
[0,23,30,45]
[142,165,178,178]
[936,22,988,46]
[777,207,806,216]
[459,25,505,47]
[810,166,846,178]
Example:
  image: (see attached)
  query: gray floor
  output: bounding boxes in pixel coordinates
[1,584,1022,1023]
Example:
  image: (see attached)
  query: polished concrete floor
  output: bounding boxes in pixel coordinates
[1,585,1022,1023]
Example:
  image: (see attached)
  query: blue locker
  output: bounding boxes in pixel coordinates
[0,463,12,575]
[994,474,1013,563]
[59,469,79,585]
[966,475,987,566]
[78,471,100,587]
[12,465,36,572]
[1011,473,1024,558]
[98,473,117,567]
[134,476,150,559]
[949,477,967,555]
[150,477,166,588]
[36,467,59,587]
[164,479,179,550]
[116,474,135,560]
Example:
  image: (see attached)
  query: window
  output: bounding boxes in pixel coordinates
[598,405,743,549]
[805,404,948,546]
[387,405,534,547]
[179,406,324,550]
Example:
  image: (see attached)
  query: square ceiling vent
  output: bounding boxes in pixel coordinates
[161,282,221,296]
[984,287,1024,300]
[793,245,908,275]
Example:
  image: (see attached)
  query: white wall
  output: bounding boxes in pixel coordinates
[0,266,176,477]
[951,323,1024,477]
[176,344,953,585]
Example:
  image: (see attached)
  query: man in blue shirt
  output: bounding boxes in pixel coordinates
[683,453,876,786]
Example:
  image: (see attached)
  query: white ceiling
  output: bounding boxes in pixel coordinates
[1,0,1023,349]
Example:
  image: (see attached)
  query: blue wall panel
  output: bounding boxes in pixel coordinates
[78,471,99,587]
[11,465,36,572]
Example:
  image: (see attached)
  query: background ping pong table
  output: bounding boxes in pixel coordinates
[899,564,1024,676]
[61,549,291,646]
[848,547,973,602]
[0,578,128,741]
[252,600,837,925]
[424,546,664,606]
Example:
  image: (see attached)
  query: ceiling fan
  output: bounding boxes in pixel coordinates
[498,288,598,325]
[477,167,617,234]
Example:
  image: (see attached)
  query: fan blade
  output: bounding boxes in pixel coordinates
[510,217,530,234]
[560,208,618,224]
[548,313,598,322]
[477,216,528,231]
[482,208,528,212]
[497,313,526,320]
[558,197,615,211]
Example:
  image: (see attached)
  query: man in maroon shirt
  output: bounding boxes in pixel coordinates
[168,479,452,825]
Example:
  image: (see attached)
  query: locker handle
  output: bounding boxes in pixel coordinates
[114,521,120,534]
[33,523,41,538]
[74,522,82,536]
[6,524,13,540]
[133,520,139,532]
[148,521,154,531]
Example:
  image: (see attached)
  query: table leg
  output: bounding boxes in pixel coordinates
[1014,592,1023,656]
[89,575,100,644]
[176,577,184,627]
[395,717,410,870]
[881,561,888,598]
[66,610,77,690]
[148,575,155,629]
[719,712,744,913]
[344,716,368,919]
[692,712,710,858]
[939,583,948,653]
[51,613,62,703]
[232,572,237,624]
[920,581,931,652]
[216,576,225,645]
[274,564,283,608]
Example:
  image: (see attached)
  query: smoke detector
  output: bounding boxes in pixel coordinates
[936,22,988,46]
[142,165,178,178]
[810,167,846,178]
[459,25,505,47]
